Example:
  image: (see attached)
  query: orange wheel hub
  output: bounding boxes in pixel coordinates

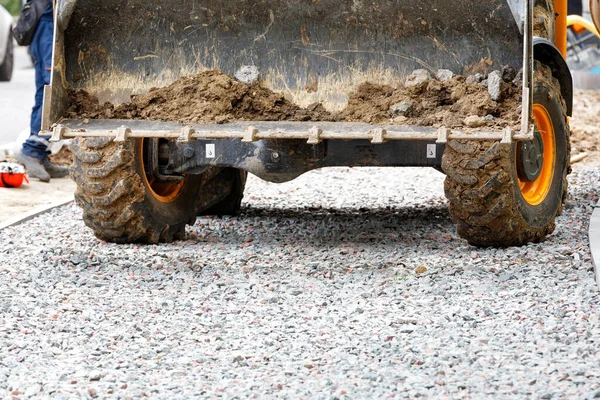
[145,177,185,202]
[141,139,185,203]
[518,104,556,206]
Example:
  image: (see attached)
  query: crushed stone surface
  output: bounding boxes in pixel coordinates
[0,166,599,399]
[66,69,522,129]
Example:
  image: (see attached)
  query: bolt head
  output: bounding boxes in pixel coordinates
[183,147,195,159]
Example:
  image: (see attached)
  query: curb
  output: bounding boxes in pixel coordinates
[589,202,600,289]
[0,198,74,231]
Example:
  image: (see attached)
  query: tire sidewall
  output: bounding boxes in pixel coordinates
[511,80,568,228]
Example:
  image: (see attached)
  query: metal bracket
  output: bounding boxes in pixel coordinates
[512,124,535,141]
[307,126,323,144]
[178,126,195,143]
[242,126,259,142]
[520,0,533,137]
[49,125,67,142]
[436,127,450,143]
[370,127,387,144]
[501,127,513,144]
[114,126,132,142]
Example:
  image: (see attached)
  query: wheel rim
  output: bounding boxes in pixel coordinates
[518,104,556,206]
[141,139,185,203]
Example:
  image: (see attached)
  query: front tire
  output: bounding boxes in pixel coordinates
[71,137,202,243]
[442,62,570,246]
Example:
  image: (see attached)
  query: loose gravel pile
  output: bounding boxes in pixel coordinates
[0,166,599,399]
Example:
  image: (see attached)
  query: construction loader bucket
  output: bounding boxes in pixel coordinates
[46,0,526,127]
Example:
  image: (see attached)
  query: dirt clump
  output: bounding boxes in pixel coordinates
[533,0,555,40]
[66,71,333,124]
[341,71,521,129]
[48,145,73,167]
[67,69,521,129]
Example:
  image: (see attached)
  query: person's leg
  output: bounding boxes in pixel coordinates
[22,18,53,160]
[17,20,51,181]
[18,18,68,180]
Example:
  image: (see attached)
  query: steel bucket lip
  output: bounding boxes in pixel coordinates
[48,119,524,144]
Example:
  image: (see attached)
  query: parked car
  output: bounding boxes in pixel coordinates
[0,3,13,81]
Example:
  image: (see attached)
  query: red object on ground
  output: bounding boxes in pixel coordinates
[0,162,29,188]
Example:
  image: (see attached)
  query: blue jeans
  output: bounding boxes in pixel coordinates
[22,16,53,160]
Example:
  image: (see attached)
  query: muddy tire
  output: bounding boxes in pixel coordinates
[442,62,570,247]
[71,137,203,244]
[0,32,13,82]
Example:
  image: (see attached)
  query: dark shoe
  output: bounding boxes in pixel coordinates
[43,158,70,178]
[15,152,50,182]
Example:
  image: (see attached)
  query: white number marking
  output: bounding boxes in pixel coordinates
[206,143,215,159]
[427,144,436,159]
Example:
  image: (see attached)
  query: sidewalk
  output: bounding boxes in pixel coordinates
[0,176,76,224]
[0,144,76,225]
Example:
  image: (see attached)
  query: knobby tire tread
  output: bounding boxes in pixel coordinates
[71,138,188,243]
[442,61,570,246]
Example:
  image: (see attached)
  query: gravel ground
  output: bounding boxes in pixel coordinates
[0,166,599,399]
